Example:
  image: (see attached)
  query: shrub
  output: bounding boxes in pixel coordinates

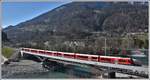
[2,47,14,58]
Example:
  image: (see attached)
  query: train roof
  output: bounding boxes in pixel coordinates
[76,53,99,57]
[100,56,130,59]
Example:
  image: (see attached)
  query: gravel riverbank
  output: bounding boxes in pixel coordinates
[2,60,49,78]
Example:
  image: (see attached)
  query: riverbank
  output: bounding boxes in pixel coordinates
[2,60,49,78]
[1,60,84,79]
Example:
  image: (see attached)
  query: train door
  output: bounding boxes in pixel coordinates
[114,58,118,64]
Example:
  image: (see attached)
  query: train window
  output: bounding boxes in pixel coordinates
[100,58,111,62]
[64,54,73,56]
[77,55,88,58]
[91,57,98,61]
[64,54,74,58]
[100,58,104,60]
[53,53,57,56]
[46,52,53,55]
[92,57,97,59]
[57,53,62,56]
[39,51,45,54]
[31,50,37,53]
[77,55,89,60]
[118,59,127,62]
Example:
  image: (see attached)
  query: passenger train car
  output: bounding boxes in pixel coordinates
[21,48,142,66]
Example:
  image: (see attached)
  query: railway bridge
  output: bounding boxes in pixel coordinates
[20,48,149,78]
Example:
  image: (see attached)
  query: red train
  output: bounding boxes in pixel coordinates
[22,48,141,66]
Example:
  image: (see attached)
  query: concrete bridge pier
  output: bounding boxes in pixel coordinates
[20,51,24,58]
[90,65,116,78]
[42,59,66,71]
[108,72,116,78]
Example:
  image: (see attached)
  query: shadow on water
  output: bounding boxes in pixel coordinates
[8,65,95,79]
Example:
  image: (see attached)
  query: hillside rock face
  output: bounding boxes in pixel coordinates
[2,31,9,42]
[4,2,148,44]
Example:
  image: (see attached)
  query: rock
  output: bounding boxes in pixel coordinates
[9,59,20,62]
[4,60,10,65]
[9,49,21,62]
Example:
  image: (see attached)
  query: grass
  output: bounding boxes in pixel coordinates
[2,47,14,58]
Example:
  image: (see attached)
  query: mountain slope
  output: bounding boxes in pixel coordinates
[4,2,148,45]
[2,31,9,42]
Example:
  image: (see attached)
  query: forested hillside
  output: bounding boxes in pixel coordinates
[3,2,148,52]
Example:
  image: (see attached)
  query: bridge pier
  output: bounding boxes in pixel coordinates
[108,72,116,78]
[42,59,67,71]
[20,51,24,58]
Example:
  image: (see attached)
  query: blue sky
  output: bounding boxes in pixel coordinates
[2,2,71,28]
